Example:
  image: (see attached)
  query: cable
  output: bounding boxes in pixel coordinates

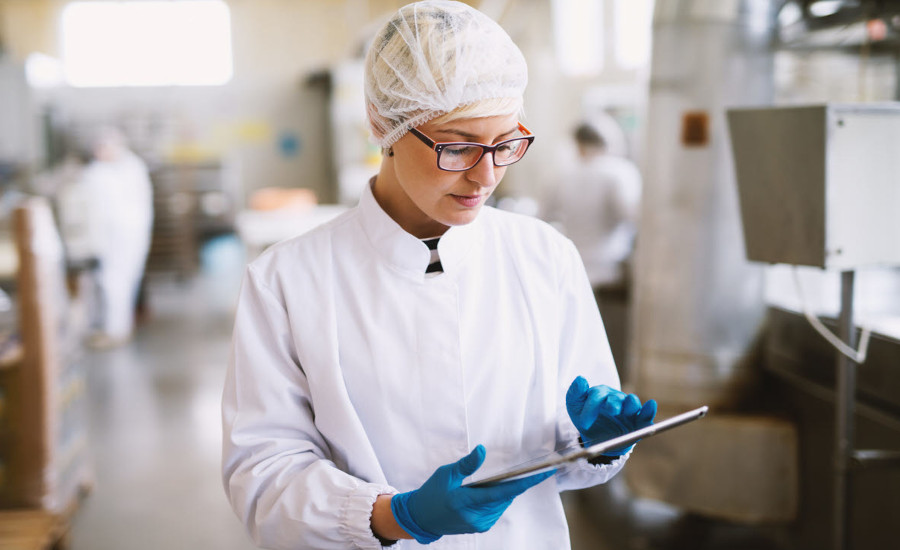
[792,267,871,364]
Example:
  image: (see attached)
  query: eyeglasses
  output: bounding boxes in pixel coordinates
[408,122,535,172]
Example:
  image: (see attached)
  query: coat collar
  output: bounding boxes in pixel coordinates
[357,178,482,280]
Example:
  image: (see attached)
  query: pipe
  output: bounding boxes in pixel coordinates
[834,270,857,550]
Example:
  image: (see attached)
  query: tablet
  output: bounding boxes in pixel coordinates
[463,405,709,488]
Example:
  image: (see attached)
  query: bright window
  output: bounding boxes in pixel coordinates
[552,0,604,77]
[614,0,653,69]
[61,0,233,87]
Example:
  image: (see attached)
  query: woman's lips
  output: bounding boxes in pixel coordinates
[451,194,485,208]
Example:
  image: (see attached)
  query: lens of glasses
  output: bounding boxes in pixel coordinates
[494,138,529,165]
[439,144,484,170]
[438,138,531,170]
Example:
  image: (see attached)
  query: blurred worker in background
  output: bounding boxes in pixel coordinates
[58,127,153,349]
[542,117,642,375]
[544,117,642,293]
[222,2,656,549]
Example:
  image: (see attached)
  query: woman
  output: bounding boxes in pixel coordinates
[222,2,656,548]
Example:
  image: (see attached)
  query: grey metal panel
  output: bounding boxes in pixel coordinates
[727,103,900,269]
[727,105,828,266]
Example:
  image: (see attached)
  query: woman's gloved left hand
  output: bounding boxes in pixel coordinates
[566,375,657,457]
[390,445,554,544]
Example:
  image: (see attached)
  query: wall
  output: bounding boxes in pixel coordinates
[0,0,650,206]
[505,0,651,201]
[0,0,396,204]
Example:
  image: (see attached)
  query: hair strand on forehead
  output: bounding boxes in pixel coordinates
[429,97,524,127]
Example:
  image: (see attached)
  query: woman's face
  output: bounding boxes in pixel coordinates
[373,112,521,239]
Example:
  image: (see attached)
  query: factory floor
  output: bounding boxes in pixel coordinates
[67,236,790,550]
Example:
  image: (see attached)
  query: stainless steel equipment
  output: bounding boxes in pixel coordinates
[727,103,900,269]
[728,101,900,550]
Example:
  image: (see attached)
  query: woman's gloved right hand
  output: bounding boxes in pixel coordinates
[390,445,555,544]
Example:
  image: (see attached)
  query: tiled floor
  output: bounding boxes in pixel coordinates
[69,237,258,550]
[67,235,791,550]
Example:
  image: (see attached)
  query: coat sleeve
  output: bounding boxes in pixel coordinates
[222,265,395,550]
[551,237,630,491]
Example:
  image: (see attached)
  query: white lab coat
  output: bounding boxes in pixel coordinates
[70,151,153,338]
[222,182,626,549]
[543,154,641,288]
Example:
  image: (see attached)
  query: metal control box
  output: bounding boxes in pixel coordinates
[727,103,900,269]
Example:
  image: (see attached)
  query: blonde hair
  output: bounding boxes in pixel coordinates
[380,98,524,155]
[430,97,524,126]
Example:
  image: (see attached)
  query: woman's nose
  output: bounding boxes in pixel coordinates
[466,152,498,187]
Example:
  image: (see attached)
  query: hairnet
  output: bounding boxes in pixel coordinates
[364,0,528,147]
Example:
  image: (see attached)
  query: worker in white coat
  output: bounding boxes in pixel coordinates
[221,2,656,549]
[542,117,642,291]
[59,128,154,348]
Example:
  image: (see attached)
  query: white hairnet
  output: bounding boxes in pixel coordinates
[364,0,528,147]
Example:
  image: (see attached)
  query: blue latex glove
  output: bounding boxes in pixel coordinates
[566,376,657,456]
[390,445,555,544]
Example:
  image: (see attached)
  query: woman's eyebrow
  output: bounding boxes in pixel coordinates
[434,126,519,142]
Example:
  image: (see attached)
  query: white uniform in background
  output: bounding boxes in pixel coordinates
[222,182,626,550]
[77,147,154,342]
[544,153,642,289]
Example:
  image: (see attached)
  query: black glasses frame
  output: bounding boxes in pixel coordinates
[407,122,535,172]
